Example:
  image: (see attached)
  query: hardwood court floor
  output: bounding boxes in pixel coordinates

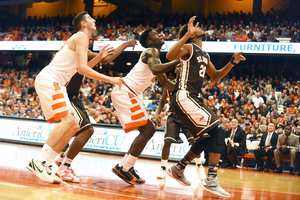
[0,142,299,200]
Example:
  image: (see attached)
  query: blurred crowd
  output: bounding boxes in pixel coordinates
[1,9,300,42]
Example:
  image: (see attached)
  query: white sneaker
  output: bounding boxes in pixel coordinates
[57,169,80,183]
[54,157,76,176]
[196,165,206,181]
[157,168,167,179]
[46,165,62,184]
[200,177,230,197]
[26,159,54,183]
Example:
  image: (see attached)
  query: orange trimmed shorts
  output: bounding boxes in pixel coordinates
[111,85,149,133]
[35,77,79,123]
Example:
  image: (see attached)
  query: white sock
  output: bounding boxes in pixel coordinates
[62,157,73,167]
[119,154,128,167]
[195,158,201,166]
[161,159,168,168]
[35,144,52,163]
[123,154,138,172]
[45,150,58,167]
[56,165,68,174]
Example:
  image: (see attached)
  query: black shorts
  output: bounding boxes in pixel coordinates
[70,96,92,136]
[171,90,220,141]
[164,113,194,143]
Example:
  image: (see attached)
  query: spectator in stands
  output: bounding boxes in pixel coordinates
[254,123,278,172]
[252,92,264,108]
[147,99,158,111]
[276,112,288,125]
[257,124,267,138]
[247,125,257,139]
[274,125,299,175]
[221,119,247,169]
[276,124,284,135]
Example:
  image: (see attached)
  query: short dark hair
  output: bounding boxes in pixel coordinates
[139,29,153,48]
[72,11,88,31]
[178,24,191,43]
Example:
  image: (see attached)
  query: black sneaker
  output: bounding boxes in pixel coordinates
[117,166,145,185]
[112,164,120,176]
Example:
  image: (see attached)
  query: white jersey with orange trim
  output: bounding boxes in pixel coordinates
[34,32,87,123]
[36,32,87,86]
[123,50,157,96]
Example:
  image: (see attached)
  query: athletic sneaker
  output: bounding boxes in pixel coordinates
[57,169,80,183]
[54,157,76,176]
[117,166,145,185]
[45,165,62,184]
[196,165,206,180]
[166,165,191,186]
[157,168,167,179]
[111,164,120,176]
[200,177,230,197]
[26,159,54,183]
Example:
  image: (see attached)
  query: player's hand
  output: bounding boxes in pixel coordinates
[154,114,162,125]
[99,44,114,58]
[187,16,199,36]
[126,39,138,50]
[232,52,246,64]
[110,77,122,89]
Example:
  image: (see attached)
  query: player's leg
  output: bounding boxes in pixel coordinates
[55,97,93,182]
[199,127,230,197]
[27,113,79,184]
[157,113,181,179]
[117,120,155,185]
[55,127,94,183]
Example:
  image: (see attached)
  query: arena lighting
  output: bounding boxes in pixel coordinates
[109,62,115,65]
[126,62,132,66]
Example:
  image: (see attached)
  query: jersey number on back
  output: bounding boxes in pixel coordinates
[197,56,207,78]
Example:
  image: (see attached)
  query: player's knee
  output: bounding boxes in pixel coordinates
[207,126,226,154]
[164,140,172,147]
[190,137,210,155]
[61,113,77,127]
[85,127,94,138]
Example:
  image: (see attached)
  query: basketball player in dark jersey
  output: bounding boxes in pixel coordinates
[165,16,246,197]
[54,39,137,182]
[155,65,204,180]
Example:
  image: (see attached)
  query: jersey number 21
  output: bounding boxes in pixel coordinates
[197,56,207,78]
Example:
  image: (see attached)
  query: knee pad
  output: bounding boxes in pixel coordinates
[207,126,226,154]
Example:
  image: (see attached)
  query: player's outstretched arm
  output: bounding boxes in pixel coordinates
[75,34,122,88]
[101,39,137,64]
[154,88,168,125]
[156,73,175,91]
[166,16,198,61]
[206,52,246,82]
[87,44,114,68]
[147,48,180,75]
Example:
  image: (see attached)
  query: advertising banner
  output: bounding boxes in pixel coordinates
[1,41,299,54]
[0,117,192,160]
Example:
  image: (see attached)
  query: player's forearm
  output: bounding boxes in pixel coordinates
[87,54,103,68]
[156,89,167,116]
[211,62,235,82]
[78,66,111,83]
[166,33,190,60]
[101,42,129,64]
[151,59,180,75]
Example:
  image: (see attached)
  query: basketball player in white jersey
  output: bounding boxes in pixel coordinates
[111,29,179,185]
[26,11,122,184]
